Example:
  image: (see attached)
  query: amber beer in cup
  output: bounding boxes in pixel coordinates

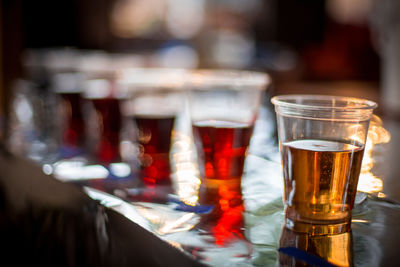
[272,95,377,231]
[187,70,269,241]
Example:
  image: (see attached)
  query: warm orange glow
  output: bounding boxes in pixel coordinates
[212,205,245,246]
[357,115,390,193]
[169,115,390,212]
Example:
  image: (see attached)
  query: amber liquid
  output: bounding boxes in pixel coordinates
[192,120,254,245]
[282,139,364,224]
[134,115,175,187]
[279,224,353,267]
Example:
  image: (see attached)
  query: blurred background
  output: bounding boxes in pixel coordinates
[2,2,400,265]
[1,0,390,121]
[1,0,400,199]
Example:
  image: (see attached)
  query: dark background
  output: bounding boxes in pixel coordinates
[0,0,380,125]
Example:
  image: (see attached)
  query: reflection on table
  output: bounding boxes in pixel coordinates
[7,86,398,266]
[279,223,353,267]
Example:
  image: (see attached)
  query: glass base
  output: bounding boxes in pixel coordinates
[285,217,351,235]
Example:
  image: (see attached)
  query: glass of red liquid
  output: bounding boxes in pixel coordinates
[52,72,86,159]
[83,78,126,165]
[187,70,269,244]
[117,68,187,192]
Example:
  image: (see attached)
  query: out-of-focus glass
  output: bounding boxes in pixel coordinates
[52,72,86,159]
[7,79,60,163]
[83,77,126,165]
[186,69,269,244]
[271,95,377,232]
[117,68,187,192]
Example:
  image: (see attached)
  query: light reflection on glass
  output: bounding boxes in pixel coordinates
[50,160,133,182]
[171,131,201,206]
[110,162,132,177]
[357,115,390,194]
[51,161,108,181]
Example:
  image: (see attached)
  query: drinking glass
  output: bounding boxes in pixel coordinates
[117,68,187,190]
[271,95,377,232]
[52,72,86,159]
[83,78,125,165]
[187,69,269,239]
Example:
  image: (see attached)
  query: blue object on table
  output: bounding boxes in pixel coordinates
[279,247,338,267]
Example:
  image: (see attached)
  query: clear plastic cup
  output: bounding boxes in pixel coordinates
[117,68,187,190]
[271,94,377,232]
[186,69,270,236]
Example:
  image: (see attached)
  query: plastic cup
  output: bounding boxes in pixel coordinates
[187,69,269,237]
[117,68,187,190]
[271,94,377,232]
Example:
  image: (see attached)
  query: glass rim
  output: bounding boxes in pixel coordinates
[187,69,270,89]
[271,94,378,111]
[116,67,188,88]
[83,78,126,99]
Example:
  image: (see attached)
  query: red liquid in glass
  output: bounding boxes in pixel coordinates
[192,120,254,245]
[91,98,122,164]
[59,92,85,149]
[134,115,175,187]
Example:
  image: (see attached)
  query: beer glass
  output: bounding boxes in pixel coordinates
[271,95,377,231]
[187,70,269,237]
[117,68,186,189]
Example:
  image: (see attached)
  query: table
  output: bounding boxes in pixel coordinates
[4,81,399,266]
[81,101,400,267]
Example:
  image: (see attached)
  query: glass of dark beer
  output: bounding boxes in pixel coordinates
[271,95,377,232]
[187,70,269,240]
[117,68,187,190]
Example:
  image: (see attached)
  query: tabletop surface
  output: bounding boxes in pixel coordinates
[80,99,400,267]
[5,82,400,266]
